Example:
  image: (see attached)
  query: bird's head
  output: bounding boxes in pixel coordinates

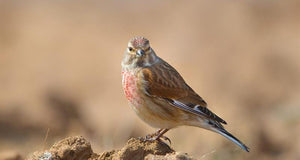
[122,37,158,68]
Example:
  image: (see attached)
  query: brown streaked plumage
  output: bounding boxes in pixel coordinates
[121,36,249,152]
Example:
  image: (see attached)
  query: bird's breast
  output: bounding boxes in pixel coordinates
[122,70,143,107]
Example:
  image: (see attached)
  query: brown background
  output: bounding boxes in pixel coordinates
[0,0,299,159]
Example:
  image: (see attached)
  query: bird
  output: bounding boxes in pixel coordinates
[121,36,249,152]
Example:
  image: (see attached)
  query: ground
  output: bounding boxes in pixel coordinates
[22,136,194,160]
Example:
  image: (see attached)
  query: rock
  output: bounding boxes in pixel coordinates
[107,138,174,160]
[26,136,195,160]
[26,136,93,160]
[145,152,196,160]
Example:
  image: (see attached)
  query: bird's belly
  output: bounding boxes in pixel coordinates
[131,96,185,129]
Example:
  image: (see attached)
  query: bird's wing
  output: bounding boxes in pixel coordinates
[139,60,227,124]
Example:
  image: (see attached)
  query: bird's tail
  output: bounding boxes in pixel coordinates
[211,127,249,152]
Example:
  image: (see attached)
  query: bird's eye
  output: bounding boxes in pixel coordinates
[128,47,133,52]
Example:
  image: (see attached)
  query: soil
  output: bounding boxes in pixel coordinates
[25,136,195,160]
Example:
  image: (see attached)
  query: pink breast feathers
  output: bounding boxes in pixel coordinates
[122,71,143,107]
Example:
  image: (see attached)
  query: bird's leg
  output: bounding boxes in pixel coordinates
[145,129,163,139]
[154,129,171,144]
[154,129,169,139]
[143,129,171,144]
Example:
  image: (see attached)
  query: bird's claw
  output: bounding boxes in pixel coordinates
[160,136,172,145]
[140,134,171,145]
[137,136,146,141]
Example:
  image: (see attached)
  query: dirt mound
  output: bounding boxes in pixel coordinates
[26,136,194,160]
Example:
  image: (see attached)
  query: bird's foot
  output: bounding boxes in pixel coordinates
[158,135,172,145]
[137,133,157,142]
[141,130,172,144]
[138,129,171,144]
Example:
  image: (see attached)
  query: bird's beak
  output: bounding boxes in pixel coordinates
[136,49,145,57]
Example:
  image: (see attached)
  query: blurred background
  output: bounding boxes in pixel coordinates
[0,0,299,159]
